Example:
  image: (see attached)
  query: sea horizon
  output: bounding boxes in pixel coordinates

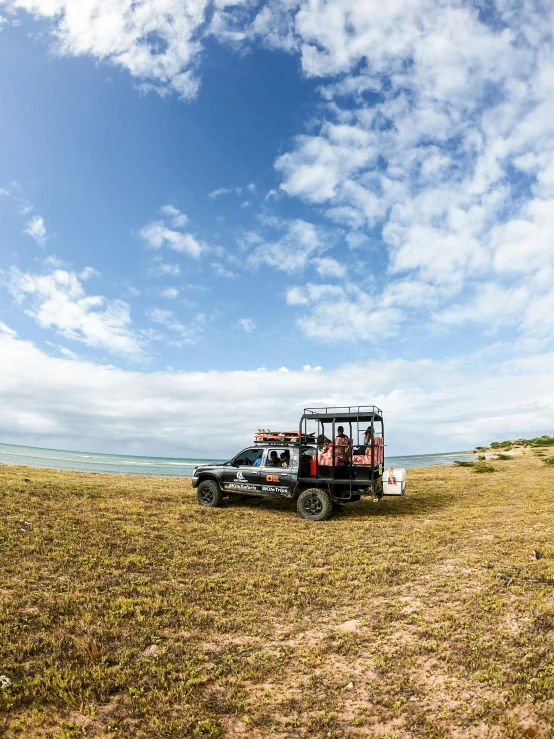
[0,440,475,477]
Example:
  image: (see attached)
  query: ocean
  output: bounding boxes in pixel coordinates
[0,442,475,477]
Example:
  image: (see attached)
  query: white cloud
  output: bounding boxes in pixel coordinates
[148,306,206,344]
[0,320,17,337]
[237,317,255,333]
[289,278,442,343]
[278,366,289,372]
[160,287,179,299]
[522,290,554,338]
[438,283,529,327]
[211,262,237,279]
[43,255,67,269]
[275,123,377,204]
[493,198,554,275]
[6,0,209,100]
[23,214,47,245]
[303,364,321,372]
[160,204,189,228]
[208,185,253,200]
[148,258,181,277]
[314,257,346,279]
[286,283,344,306]
[208,187,234,198]
[140,218,203,258]
[59,346,79,360]
[3,267,142,355]
[239,0,554,343]
[79,266,100,280]
[290,283,403,343]
[247,218,326,273]
[1,331,554,458]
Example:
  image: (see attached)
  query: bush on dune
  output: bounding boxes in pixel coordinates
[490,435,554,450]
[474,464,496,473]
[521,435,554,448]
[453,459,496,472]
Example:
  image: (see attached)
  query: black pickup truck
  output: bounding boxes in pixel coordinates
[191,405,406,521]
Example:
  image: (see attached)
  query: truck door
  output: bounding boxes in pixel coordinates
[222,447,262,494]
[259,447,296,497]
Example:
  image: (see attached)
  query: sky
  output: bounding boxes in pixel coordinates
[0,0,553,459]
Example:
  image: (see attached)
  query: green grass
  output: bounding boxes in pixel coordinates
[1,451,554,738]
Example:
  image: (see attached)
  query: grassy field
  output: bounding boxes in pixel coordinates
[1,450,553,738]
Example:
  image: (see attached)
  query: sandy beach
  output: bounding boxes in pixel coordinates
[1,448,553,738]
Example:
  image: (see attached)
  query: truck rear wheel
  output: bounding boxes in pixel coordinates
[197,480,223,508]
[297,488,332,521]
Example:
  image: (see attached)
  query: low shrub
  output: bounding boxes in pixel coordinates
[543,457,554,466]
[477,454,486,461]
[474,464,496,473]
[454,460,474,467]
[495,454,512,461]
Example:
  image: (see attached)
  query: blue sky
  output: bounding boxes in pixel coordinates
[0,0,552,457]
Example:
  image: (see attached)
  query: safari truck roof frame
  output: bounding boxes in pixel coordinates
[301,405,383,423]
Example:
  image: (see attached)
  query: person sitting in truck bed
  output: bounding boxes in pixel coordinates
[364,426,374,444]
[319,427,351,466]
[352,430,384,467]
[334,426,351,464]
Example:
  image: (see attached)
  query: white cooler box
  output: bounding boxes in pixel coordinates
[382,467,406,496]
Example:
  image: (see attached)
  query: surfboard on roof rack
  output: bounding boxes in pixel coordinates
[255,430,315,443]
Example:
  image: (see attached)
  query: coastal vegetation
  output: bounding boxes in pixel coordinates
[489,435,554,450]
[1,450,553,738]
[453,460,496,473]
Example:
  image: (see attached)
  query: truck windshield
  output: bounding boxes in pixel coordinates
[233,448,263,466]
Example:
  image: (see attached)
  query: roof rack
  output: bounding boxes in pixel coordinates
[254,430,316,445]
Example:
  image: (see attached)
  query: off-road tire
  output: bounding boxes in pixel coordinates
[297,488,333,521]
[197,480,223,508]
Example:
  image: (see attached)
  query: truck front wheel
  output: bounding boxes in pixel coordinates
[297,488,332,521]
[197,480,223,508]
